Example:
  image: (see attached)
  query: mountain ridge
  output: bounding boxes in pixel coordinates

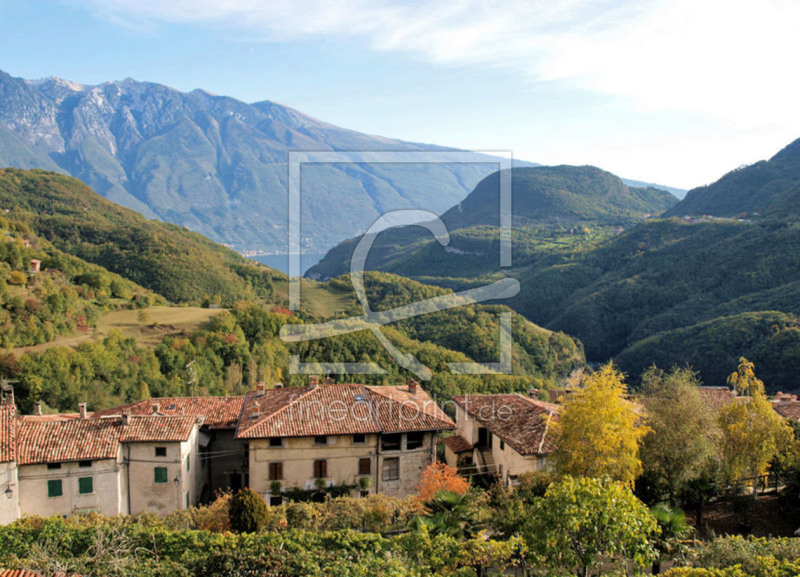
[665,137,800,218]
[0,69,683,260]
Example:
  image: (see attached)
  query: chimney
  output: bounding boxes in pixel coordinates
[408,380,418,395]
[529,388,539,398]
[309,376,319,386]
[33,401,42,416]
[78,402,87,419]
[151,403,160,415]
[274,382,283,389]
[121,412,130,426]
[255,382,267,397]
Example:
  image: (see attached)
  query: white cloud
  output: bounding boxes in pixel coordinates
[78,0,800,126]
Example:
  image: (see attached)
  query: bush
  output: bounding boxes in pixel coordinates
[228,489,269,533]
[7,270,26,286]
[692,536,800,575]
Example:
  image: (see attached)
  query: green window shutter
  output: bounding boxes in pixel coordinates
[78,477,93,494]
[154,467,168,484]
[47,479,63,497]
[186,455,190,471]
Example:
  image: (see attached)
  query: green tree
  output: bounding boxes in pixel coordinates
[525,476,658,577]
[640,366,720,504]
[228,489,269,533]
[718,358,792,497]
[650,504,692,574]
[553,363,650,486]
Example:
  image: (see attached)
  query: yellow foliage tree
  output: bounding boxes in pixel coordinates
[718,358,792,496]
[552,363,649,486]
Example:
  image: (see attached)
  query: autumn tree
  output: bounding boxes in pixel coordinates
[525,476,658,577]
[417,462,469,502]
[718,358,792,497]
[639,366,720,504]
[553,363,649,486]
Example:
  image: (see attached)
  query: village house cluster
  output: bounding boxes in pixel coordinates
[0,379,455,523]
[2,378,799,525]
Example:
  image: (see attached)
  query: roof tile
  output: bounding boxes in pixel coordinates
[453,394,558,456]
[236,384,454,439]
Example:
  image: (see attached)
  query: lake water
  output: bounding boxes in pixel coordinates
[250,253,327,276]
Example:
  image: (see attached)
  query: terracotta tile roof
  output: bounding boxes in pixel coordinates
[774,400,800,420]
[119,415,200,443]
[92,396,244,429]
[0,571,76,576]
[16,417,122,465]
[16,414,200,464]
[366,386,455,434]
[452,393,558,456]
[0,404,15,463]
[697,386,738,410]
[442,435,473,453]
[236,384,454,439]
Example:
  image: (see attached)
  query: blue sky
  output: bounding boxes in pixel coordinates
[2,0,800,189]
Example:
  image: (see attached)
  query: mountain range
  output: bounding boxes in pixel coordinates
[0,70,511,256]
[0,69,683,262]
[307,138,800,391]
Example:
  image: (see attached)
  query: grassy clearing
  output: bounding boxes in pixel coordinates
[299,279,355,318]
[12,306,224,355]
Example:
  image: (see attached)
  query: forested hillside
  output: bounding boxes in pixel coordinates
[0,168,284,304]
[666,137,800,218]
[306,141,800,391]
[307,165,676,280]
[0,169,584,412]
[0,205,157,348]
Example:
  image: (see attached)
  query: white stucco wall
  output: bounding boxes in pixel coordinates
[0,461,20,524]
[17,453,126,518]
[126,427,200,515]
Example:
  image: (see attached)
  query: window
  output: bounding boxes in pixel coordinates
[268,462,284,480]
[269,437,283,448]
[358,458,371,475]
[314,435,327,446]
[186,455,190,471]
[79,460,92,468]
[382,458,399,481]
[269,495,283,506]
[500,440,505,451]
[360,490,369,498]
[47,463,61,470]
[155,447,167,457]
[78,477,93,495]
[313,459,327,479]
[381,434,402,451]
[154,467,168,484]
[352,434,366,444]
[406,432,424,450]
[47,479,63,498]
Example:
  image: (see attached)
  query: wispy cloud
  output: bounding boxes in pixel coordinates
[76,0,800,125]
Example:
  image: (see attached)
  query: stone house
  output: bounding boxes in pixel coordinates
[94,396,246,500]
[236,381,454,502]
[14,407,203,519]
[447,394,559,486]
